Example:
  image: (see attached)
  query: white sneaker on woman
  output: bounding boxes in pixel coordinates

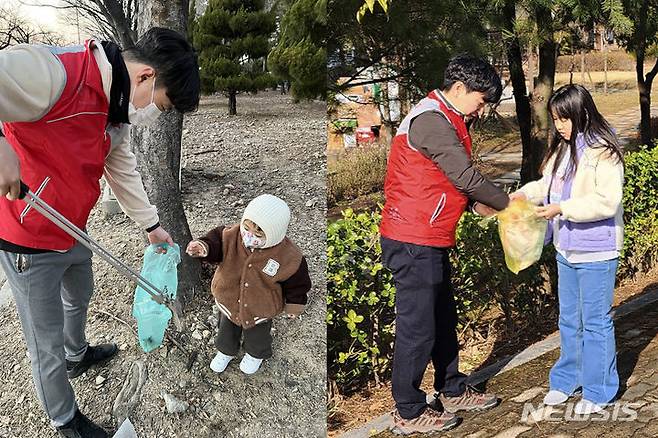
[239,353,263,374]
[574,399,605,414]
[543,390,569,406]
[210,351,234,373]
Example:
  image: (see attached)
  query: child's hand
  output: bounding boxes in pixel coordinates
[536,204,562,220]
[186,240,208,258]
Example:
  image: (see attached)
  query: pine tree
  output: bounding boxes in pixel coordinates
[188,0,198,42]
[268,0,326,101]
[193,0,277,115]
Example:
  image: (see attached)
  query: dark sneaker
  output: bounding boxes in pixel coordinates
[57,410,109,438]
[436,385,500,413]
[390,408,460,435]
[66,343,118,379]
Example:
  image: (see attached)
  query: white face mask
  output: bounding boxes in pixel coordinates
[241,226,266,249]
[128,76,162,127]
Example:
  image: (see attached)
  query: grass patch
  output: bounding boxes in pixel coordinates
[555,72,658,116]
[591,89,642,116]
[554,70,638,89]
[327,146,388,208]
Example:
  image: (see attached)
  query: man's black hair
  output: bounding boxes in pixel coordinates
[124,27,200,113]
[442,54,502,103]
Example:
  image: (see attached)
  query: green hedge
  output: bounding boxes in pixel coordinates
[326,209,395,393]
[327,148,658,395]
[620,146,658,276]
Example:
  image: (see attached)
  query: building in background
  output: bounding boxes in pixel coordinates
[328,69,400,160]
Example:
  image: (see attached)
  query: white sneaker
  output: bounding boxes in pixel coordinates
[543,390,569,406]
[210,351,234,373]
[239,353,263,374]
[574,399,605,414]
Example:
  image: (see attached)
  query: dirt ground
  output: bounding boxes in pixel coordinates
[0,91,327,437]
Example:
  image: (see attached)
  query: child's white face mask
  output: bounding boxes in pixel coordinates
[241,227,266,249]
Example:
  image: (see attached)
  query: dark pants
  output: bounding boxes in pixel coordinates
[215,314,274,359]
[381,237,467,419]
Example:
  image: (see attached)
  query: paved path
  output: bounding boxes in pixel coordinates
[340,287,658,438]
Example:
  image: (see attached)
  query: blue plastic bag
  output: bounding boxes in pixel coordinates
[132,243,180,352]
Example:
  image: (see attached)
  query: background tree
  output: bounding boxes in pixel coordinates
[497,0,537,183]
[193,0,277,115]
[25,0,138,47]
[0,5,65,47]
[268,0,327,100]
[130,0,202,306]
[347,0,637,180]
[485,0,630,182]
[328,0,492,114]
[617,0,658,147]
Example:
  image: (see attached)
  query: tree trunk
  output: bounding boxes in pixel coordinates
[398,82,411,120]
[637,56,658,148]
[229,91,237,115]
[133,0,201,306]
[380,80,392,126]
[502,0,536,184]
[604,44,608,94]
[102,0,137,47]
[635,0,657,148]
[530,4,556,172]
[527,43,534,94]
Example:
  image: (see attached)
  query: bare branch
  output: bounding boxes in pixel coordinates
[0,5,66,46]
[18,0,136,46]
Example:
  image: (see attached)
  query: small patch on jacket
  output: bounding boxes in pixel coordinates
[263,259,280,276]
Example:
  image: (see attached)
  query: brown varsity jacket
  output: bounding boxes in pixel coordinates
[197,224,311,328]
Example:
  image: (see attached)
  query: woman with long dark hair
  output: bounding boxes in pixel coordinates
[512,84,624,414]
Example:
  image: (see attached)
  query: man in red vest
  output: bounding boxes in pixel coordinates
[380,54,510,434]
[0,28,199,437]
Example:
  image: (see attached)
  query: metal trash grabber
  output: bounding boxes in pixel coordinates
[18,181,185,331]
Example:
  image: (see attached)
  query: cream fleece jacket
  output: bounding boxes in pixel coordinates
[516,145,624,250]
[0,41,159,229]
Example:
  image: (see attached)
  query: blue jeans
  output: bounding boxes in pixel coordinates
[549,253,619,404]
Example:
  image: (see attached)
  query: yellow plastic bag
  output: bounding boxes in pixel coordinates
[496,199,547,274]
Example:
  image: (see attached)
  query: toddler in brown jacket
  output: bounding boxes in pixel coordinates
[186,194,312,374]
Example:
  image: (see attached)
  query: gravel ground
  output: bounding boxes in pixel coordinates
[0,91,327,438]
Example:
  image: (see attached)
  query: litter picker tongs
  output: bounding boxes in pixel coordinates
[18,181,185,331]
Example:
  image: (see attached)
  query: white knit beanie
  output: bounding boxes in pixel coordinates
[241,194,291,249]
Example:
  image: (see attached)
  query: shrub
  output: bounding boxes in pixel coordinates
[620,147,658,276]
[327,146,388,207]
[451,213,557,330]
[327,208,395,393]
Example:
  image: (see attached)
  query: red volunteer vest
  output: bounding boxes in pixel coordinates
[380,90,472,247]
[0,40,111,250]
